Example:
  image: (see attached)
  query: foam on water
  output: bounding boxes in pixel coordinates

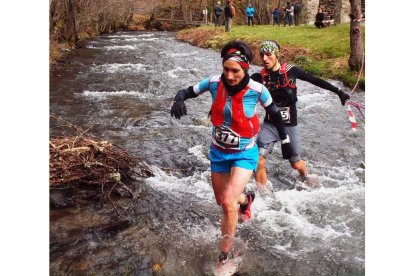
[161,51,200,58]
[89,63,146,73]
[145,166,214,202]
[77,90,153,99]
[167,67,200,78]
[245,185,363,257]
[103,45,137,50]
[122,38,143,42]
[297,91,332,109]
[147,160,362,239]
[141,37,160,41]
[301,160,363,187]
[188,145,210,164]
[128,123,210,132]
[188,223,221,243]
[86,45,138,50]
[144,152,363,261]
[105,33,154,38]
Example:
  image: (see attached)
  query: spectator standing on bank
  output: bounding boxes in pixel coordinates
[245,2,255,26]
[288,3,294,26]
[272,6,280,25]
[214,1,223,27]
[283,3,293,27]
[294,1,301,26]
[314,7,325,28]
[231,1,236,17]
[224,1,234,32]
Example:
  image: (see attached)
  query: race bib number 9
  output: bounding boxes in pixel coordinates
[280,107,291,123]
[214,126,240,150]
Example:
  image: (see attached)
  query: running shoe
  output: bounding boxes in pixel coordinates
[238,191,255,221]
[218,251,228,264]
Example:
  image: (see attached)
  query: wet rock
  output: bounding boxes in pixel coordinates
[99,219,131,236]
[87,241,99,250]
[50,191,74,209]
[141,255,151,269]
[137,207,150,214]
[192,209,205,219]
[295,185,306,191]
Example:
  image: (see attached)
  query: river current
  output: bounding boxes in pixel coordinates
[50,31,365,275]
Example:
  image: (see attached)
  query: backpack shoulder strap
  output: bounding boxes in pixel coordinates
[279,63,296,89]
[279,63,288,74]
[260,68,268,82]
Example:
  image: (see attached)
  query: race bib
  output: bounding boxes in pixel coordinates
[280,107,291,123]
[214,126,240,150]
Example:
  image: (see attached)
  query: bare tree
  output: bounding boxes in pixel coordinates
[56,0,77,44]
[251,0,271,25]
[348,0,364,71]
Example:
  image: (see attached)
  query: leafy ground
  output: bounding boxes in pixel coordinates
[177,23,365,90]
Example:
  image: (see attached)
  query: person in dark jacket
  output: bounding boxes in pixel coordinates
[224,1,233,32]
[315,7,325,28]
[293,1,301,25]
[284,2,293,26]
[214,1,223,27]
[251,40,350,187]
[272,6,280,26]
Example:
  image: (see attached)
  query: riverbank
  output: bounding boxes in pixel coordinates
[177,24,365,90]
[50,22,365,90]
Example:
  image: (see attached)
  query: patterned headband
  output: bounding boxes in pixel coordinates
[259,41,280,56]
[223,48,250,70]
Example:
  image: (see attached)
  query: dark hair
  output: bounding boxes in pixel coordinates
[220,40,253,63]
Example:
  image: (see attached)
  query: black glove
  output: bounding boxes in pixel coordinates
[337,89,350,106]
[281,136,293,160]
[170,100,187,119]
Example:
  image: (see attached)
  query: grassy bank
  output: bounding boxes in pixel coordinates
[177,24,365,90]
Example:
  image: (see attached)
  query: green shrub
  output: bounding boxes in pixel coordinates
[294,55,313,66]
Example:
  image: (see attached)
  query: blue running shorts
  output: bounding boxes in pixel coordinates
[209,144,259,173]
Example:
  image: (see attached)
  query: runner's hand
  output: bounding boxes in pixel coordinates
[281,136,293,159]
[170,100,187,119]
[337,89,350,106]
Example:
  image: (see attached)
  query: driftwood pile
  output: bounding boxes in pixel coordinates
[50,137,152,185]
[50,116,153,211]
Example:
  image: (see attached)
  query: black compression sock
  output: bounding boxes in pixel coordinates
[240,192,255,212]
[219,251,228,262]
[240,202,249,213]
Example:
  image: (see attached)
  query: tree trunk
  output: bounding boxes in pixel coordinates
[64,0,78,44]
[264,0,271,24]
[348,0,363,71]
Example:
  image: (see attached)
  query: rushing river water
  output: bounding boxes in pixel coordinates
[50,31,365,275]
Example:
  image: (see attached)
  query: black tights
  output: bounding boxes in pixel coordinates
[247,16,254,26]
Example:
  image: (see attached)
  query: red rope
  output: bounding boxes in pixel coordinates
[345,47,365,131]
[348,100,365,119]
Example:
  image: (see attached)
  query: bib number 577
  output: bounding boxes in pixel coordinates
[214,126,240,149]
